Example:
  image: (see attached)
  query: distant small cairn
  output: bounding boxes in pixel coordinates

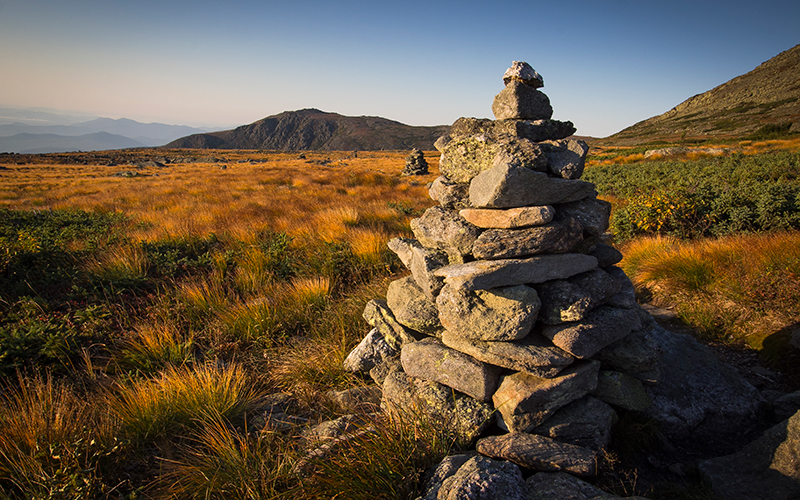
[401,148,428,176]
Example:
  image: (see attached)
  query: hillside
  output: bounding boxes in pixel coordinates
[602,44,800,145]
[165,108,450,151]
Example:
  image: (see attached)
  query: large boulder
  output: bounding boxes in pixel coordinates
[386,276,442,335]
[416,454,529,500]
[643,324,765,447]
[436,283,540,341]
[541,139,590,180]
[699,410,800,500]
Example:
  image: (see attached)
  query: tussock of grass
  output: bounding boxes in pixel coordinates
[299,409,463,500]
[112,363,259,442]
[621,232,800,349]
[116,322,194,373]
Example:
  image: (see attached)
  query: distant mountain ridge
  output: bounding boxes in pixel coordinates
[165,109,450,151]
[603,44,800,145]
[0,132,145,154]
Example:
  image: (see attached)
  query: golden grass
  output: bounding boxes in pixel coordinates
[620,231,800,348]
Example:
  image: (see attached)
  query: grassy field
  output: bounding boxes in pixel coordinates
[0,149,465,498]
[2,143,800,498]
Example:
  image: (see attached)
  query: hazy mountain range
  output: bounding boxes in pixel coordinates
[0,109,218,153]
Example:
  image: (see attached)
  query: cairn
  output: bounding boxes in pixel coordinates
[342,61,763,495]
[401,148,429,176]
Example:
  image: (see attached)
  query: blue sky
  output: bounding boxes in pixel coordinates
[1,0,798,137]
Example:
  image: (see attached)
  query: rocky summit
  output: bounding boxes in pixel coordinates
[338,61,778,499]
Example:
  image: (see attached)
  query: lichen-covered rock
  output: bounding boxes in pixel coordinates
[400,338,501,402]
[492,80,553,120]
[503,61,544,88]
[492,360,600,432]
[441,330,573,378]
[591,371,652,411]
[439,135,547,184]
[386,276,443,335]
[541,139,590,180]
[459,206,555,229]
[362,299,420,348]
[447,117,575,143]
[535,268,622,324]
[469,162,596,209]
[477,432,597,476]
[382,371,494,443]
[471,216,583,260]
[429,176,470,209]
[532,396,618,450]
[699,410,800,500]
[343,327,399,373]
[411,206,481,260]
[436,283,540,341]
[434,253,598,291]
[422,454,529,500]
[541,306,643,359]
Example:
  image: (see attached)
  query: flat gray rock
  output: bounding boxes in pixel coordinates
[553,197,612,238]
[386,275,442,335]
[699,410,800,500]
[493,360,600,432]
[459,206,555,229]
[382,371,495,443]
[532,396,617,451]
[477,432,597,476]
[447,117,576,143]
[401,338,501,402]
[436,283,540,341]
[442,330,573,378]
[472,216,583,260]
[541,306,643,359]
[469,162,595,209]
[434,253,598,291]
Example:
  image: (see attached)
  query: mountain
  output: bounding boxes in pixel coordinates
[603,44,800,145]
[0,107,97,126]
[0,132,145,154]
[0,117,212,147]
[165,109,450,151]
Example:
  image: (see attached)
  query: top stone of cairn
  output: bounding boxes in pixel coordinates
[503,61,544,88]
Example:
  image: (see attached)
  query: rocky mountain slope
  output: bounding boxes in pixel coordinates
[165,109,450,151]
[602,44,800,145]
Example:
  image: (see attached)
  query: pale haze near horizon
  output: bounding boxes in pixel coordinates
[1,0,798,138]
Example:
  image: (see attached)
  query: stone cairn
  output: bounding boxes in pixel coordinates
[341,62,764,498]
[402,148,429,176]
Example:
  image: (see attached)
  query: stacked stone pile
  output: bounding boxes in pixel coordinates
[344,61,659,472]
[342,61,765,497]
[402,148,429,176]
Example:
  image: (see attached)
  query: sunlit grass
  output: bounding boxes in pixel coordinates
[111,363,259,442]
[116,322,194,374]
